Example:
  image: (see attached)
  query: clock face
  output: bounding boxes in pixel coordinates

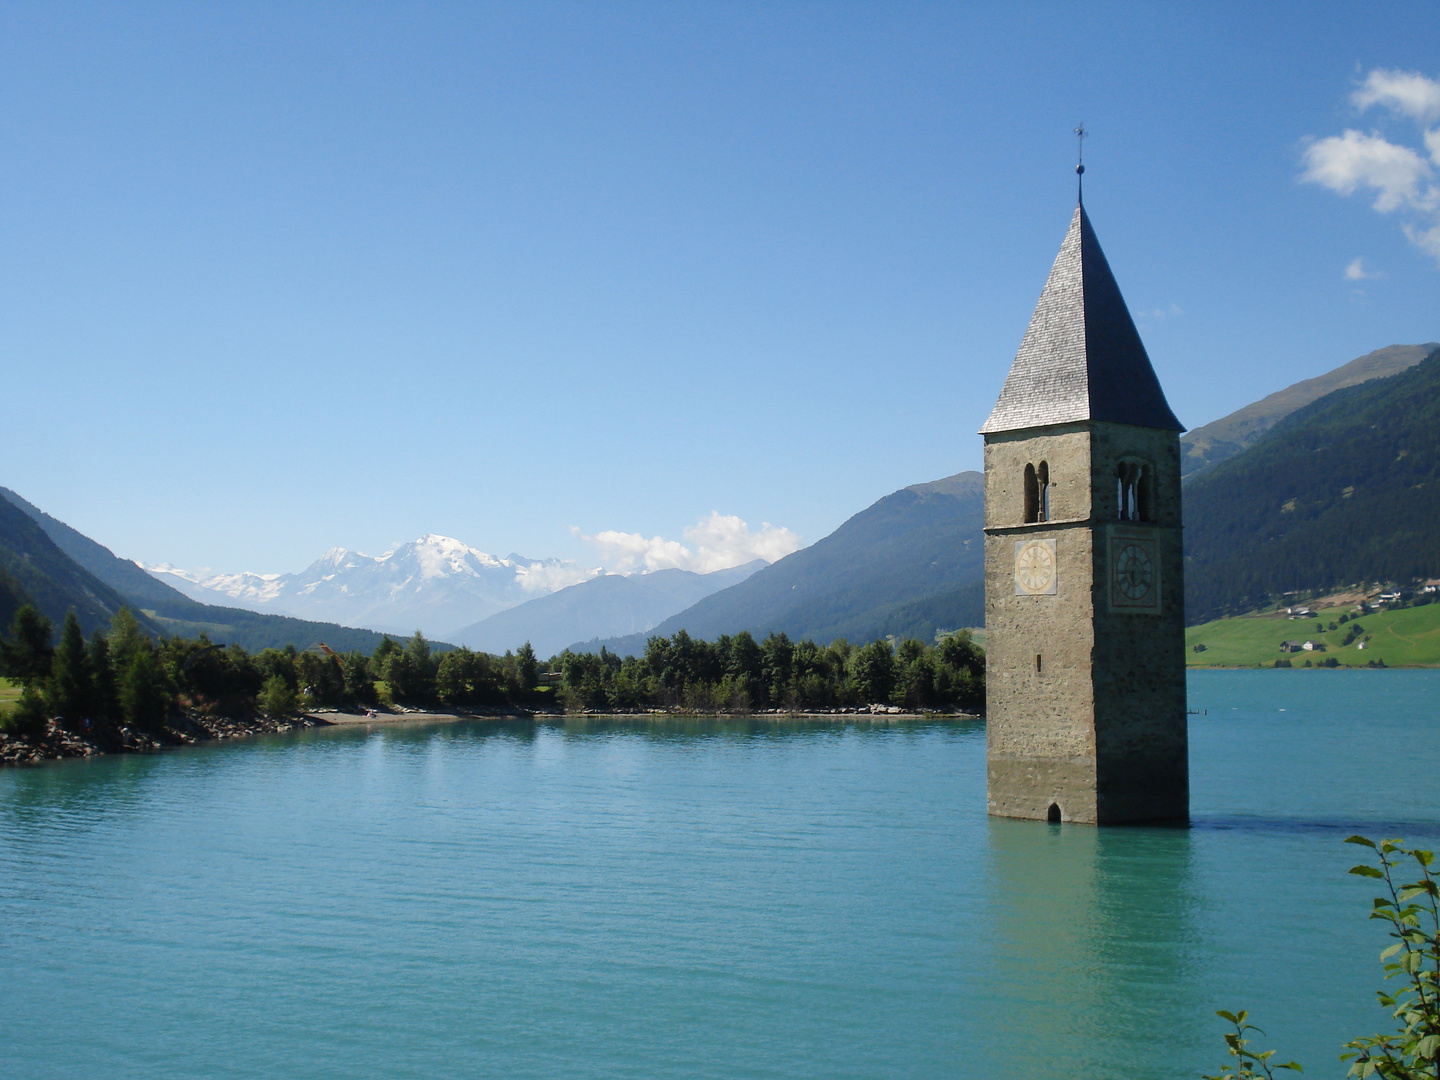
[1013,539,1057,595]
[1109,533,1160,611]
[1114,543,1153,600]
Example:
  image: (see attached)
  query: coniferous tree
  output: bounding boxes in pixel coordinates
[88,631,119,721]
[369,636,400,688]
[47,611,94,722]
[516,642,538,692]
[1,604,55,687]
[398,631,435,702]
[341,651,376,706]
[107,606,145,671]
[118,646,170,729]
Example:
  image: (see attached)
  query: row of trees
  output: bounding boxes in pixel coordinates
[1,606,172,732]
[0,604,550,733]
[0,604,985,735]
[556,629,985,713]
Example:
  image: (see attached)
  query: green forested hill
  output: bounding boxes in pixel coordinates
[0,497,159,638]
[1179,342,1436,477]
[0,487,202,610]
[0,487,399,652]
[0,566,38,635]
[1184,345,1440,622]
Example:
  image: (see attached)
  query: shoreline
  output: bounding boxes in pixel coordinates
[0,712,331,767]
[1,705,982,766]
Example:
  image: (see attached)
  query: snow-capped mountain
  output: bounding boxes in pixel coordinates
[143,534,600,639]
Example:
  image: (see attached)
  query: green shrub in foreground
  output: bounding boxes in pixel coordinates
[1206,836,1439,1079]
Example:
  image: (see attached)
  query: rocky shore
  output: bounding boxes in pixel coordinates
[1,704,981,767]
[0,712,330,767]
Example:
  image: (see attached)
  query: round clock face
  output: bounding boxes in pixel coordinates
[1114,543,1153,600]
[1015,540,1056,594]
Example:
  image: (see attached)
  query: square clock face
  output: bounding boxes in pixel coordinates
[1013,538,1057,596]
[1109,531,1160,613]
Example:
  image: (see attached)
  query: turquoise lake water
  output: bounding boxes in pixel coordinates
[2,670,1438,1079]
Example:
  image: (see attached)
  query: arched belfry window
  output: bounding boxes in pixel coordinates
[1117,461,1152,522]
[1023,464,1039,523]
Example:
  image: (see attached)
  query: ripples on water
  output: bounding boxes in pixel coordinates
[1,671,1437,1079]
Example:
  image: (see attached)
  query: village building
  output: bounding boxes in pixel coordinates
[980,184,1188,825]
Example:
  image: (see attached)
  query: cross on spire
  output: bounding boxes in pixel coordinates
[1074,122,1087,202]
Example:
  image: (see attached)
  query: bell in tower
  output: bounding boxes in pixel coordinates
[979,192,1188,825]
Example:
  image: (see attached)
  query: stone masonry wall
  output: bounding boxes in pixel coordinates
[983,422,1189,825]
[984,426,1102,823]
[1088,424,1188,822]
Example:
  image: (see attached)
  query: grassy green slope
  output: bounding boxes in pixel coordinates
[1186,601,1440,668]
[0,676,19,718]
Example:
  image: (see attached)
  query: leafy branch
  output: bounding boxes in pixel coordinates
[1340,835,1439,1079]
[1205,836,1438,1080]
[1202,1010,1302,1080]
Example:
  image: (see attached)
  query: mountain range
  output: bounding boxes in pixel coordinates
[451,561,765,657]
[580,472,986,655]
[564,340,1435,651]
[1183,343,1440,621]
[145,537,599,639]
[1179,342,1437,477]
[6,339,1435,655]
[0,487,399,653]
[0,495,149,639]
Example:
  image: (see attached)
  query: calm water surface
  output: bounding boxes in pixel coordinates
[2,670,1438,1079]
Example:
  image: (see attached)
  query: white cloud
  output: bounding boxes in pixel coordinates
[1300,129,1435,213]
[1344,257,1382,280]
[683,512,802,570]
[573,512,802,575]
[1404,220,1440,262]
[1352,68,1440,125]
[516,561,597,594]
[1302,69,1440,266]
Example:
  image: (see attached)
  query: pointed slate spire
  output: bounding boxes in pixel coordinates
[979,204,1183,434]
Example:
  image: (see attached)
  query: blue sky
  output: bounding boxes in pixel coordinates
[3,2,1437,575]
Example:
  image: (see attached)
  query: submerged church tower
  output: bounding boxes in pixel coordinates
[979,192,1188,825]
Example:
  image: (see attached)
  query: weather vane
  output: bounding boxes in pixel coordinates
[1074,122,1087,200]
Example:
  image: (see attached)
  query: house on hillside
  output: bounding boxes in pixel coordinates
[1302,640,1326,652]
[1280,640,1306,653]
[1285,606,1315,619]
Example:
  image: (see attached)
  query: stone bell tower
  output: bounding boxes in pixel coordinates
[979,193,1188,825]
